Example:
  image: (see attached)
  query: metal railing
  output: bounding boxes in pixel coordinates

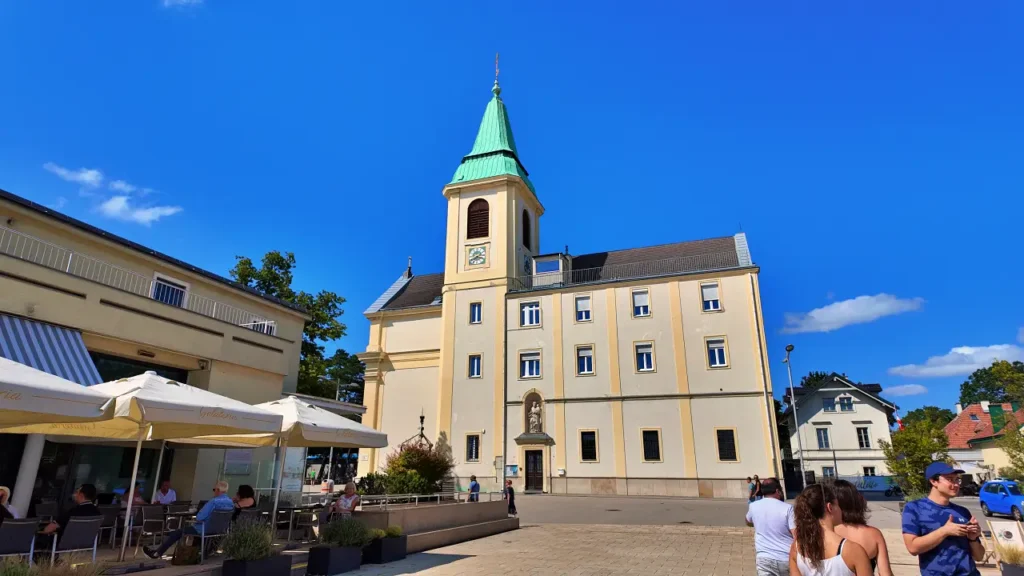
[359,491,501,510]
[509,250,742,292]
[0,224,278,335]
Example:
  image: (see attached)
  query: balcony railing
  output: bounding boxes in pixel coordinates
[0,224,277,335]
[509,250,742,292]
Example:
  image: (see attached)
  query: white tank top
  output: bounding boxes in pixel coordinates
[796,538,855,576]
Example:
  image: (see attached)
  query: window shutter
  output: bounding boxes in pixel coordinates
[578,347,593,358]
[633,290,649,307]
[577,297,591,312]
[701,283,719,301]
[467,199,489,239]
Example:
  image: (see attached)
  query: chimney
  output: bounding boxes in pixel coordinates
[982,401,991,413]
[955,403,963,415]
[406,256,413,278]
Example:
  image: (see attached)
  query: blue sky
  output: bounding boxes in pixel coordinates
[2,1,1021,414]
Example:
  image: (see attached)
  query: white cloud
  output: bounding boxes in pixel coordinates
[162,0,202,6]
[889,344,1024,378]
[109,180,137,194]
[781,294,924,334]
[98,196,182,226]
[883,384,928,397]
[43,162,103,188]
[49,197,68,210]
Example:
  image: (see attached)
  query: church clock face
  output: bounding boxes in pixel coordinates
[468,246,487,266]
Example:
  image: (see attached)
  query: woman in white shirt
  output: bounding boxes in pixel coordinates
[0,486,21,519]
[790,483,873,576]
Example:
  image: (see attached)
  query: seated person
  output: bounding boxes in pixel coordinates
[120,483,146,508]
[40,484,100,541]
[143,481,234,559]
[0,486,17,521]
[152,480,177,505]
[232,485,256,520]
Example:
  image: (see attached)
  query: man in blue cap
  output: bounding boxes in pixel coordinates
[902,461,984,575]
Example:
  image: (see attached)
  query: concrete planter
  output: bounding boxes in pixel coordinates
[222,555,291,576]
[306,545,362,575]
[363,536,407,564]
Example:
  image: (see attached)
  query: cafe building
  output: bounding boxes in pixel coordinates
[0,188,308,512]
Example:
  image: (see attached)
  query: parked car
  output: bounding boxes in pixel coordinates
[980,480,1024,520]
[960,477,980,497]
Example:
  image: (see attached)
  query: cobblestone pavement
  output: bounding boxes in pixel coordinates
[352,524,755,575]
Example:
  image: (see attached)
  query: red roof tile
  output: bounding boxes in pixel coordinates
[944,403,1024,449]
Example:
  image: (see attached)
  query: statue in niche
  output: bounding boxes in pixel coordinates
[528,400,542,434]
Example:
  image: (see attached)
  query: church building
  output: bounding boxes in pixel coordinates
[357,74,782,498]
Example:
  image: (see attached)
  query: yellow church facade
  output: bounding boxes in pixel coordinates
[357,78,782,498]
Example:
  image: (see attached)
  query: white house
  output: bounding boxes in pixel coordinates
[784,373,896,481]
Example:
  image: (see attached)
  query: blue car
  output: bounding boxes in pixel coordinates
[980,480,1024,520]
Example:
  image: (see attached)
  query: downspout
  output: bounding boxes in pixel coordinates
[750,275,781,480]
[502,290,509,490]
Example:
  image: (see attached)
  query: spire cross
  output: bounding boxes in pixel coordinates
[495,52,500,83]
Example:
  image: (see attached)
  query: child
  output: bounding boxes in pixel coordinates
[504,479,517,517]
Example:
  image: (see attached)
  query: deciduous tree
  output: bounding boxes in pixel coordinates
[880,420,950,497]
[958,361,1024,406]
[902,406,956,429]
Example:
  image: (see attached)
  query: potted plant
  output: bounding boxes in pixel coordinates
[307,518,370,575]
[998,543,1024,576]
[363,526,407,564]
[221,520,291,576]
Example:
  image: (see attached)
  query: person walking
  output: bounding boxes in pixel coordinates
[901,461,984,576]
[790,482,873,576]
[833,479,893,575]
[504,479,516,517]
[748,477,757,503]
[754,474,763,500]
[468,476,480,502]
[744,478,795,576]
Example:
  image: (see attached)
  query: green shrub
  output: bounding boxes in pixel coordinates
[3,555,104,576]
[383,438,454,493]
[1,559,34,576]
[356,472,389,496]
[222,519,274,561]
[385,525,403,538]
[321,518,371,548]
[386,470,433,495]
[368,528,387,541]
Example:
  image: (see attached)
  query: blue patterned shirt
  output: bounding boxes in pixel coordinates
[901,497,980,576]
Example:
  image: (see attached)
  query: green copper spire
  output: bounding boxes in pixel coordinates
[449,66,536,194]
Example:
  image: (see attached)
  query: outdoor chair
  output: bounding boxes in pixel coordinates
[198,509,233,564]
[96,505,121,549]
[235,508,263,523]
[172,500,191,506]
[50,516,103,566]
[33,501,58,524]
[0,518,38,563]
[196,500,208,509]
[293,509,319,542]
[119,506,143,548]
[165,504,191,531]
[133,505,166,558]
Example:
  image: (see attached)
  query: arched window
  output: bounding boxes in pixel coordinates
[467,199,489,239]
[522,209,531,251]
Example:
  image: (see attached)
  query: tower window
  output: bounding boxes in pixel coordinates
[467,199,489,239]
[522,209,532,251]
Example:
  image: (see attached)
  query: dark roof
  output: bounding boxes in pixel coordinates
[0,188,308,316]
[782,373,896,415]
[381,273,445,310]
[571,236,739,272]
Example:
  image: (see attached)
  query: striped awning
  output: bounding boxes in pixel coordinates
[0,315,102,385]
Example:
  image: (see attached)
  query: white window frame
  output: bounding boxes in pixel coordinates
[700,281,721,312]
[520,301,541,327]
[631,289,651,318]
[839,396,854,412]
[634,342,655,373]
[816,427,831,449]
[465,434,480,462]
[822,466,836,479]
[856,427,871,449]
[822,398,836,413]
[705,337,729,368]
[574,295,592,323]
[519,351,541,379]
[468,354,482,379]
[469,302,482,324]
[863,466,876,477]
[151,272,190,308]
[576,345,594,376]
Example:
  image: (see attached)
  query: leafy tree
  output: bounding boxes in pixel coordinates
[958,361,1024,406]
[880,420,950,497]
[998,415,1024,479]
[230,251,363,399]
[800,371,832,387]
[902,406,956,429]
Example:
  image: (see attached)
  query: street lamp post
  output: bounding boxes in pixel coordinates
[783,344,807,487]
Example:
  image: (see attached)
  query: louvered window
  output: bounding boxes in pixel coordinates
[467,199,489,239]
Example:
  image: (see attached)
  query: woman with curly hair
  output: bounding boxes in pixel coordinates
[789,482,872,575]
[833,480,892,575]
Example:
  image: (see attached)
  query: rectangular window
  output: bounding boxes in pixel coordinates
[839,397,854,412]
[576,346,594,375]
[635,342,654,372]
[641,429,662,462]
[535,260,560,273]
[822,466,836,479]
[574,295,592,322]
[822,398,836,412]
[857,427,871,449]
[706,338,728,368]
[468,354,482,379]
[580,431,598,462]
[700,282,721,311]
[466,434,480,462]
[863,466,876,477]
[469,302,482,324]
[716,429,738,462]
[816,428,831,449]
[520,351,541,379]
[520,302,541,327]
[631,289,650,317]
[152,276,188,308]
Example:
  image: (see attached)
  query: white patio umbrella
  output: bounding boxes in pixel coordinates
[0,371,284,560]
[174,395,387,526]
[0,357,113,424]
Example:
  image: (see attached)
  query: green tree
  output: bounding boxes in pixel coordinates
[230,251,362,399]
[902,406,956,429]
[800,371,831,387]
[998,415,1024,479]
[958,361,1024,406]
[880,420,950,497]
